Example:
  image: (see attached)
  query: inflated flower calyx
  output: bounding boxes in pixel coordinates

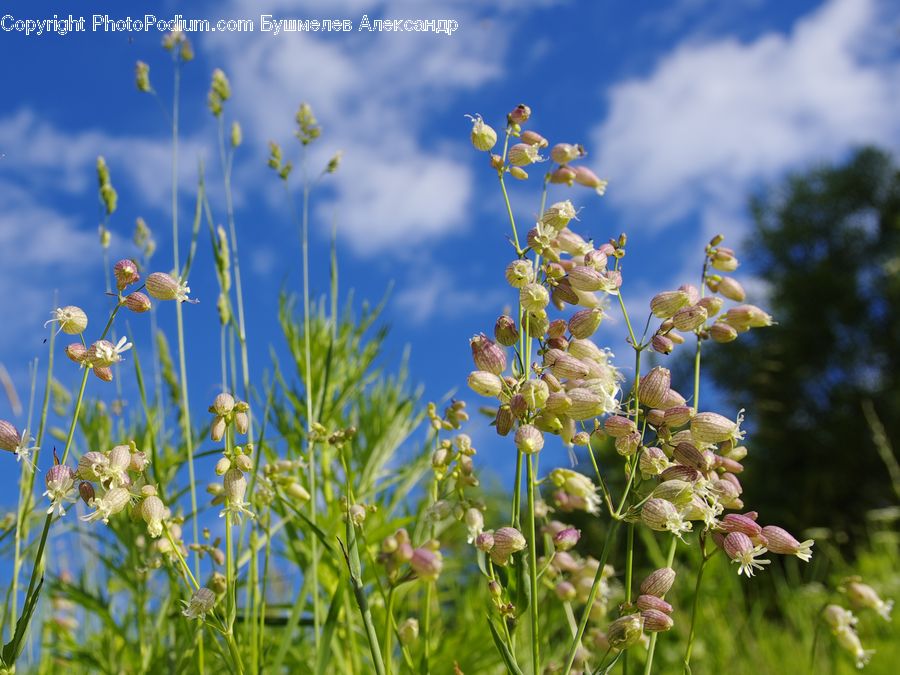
[494,315,519,346]
[470,334,506,375]
[467,114,497,152]
[45,306,88,335]
[639,367,671,409]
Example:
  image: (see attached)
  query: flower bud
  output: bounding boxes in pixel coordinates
[640,567,676,597]
[712,251,738,272]
[79,481,95,504]
[468,114,497,151]
[212,392,235,416]
[553,528,581,551]
[721,513,763,538]
[651,334,674,354]
[146,272,191,302]
[691,412,739,444]
[697,296,724,317]
[636,594,673,614]
[650,291,690,318]
[543,349,589,379]
[641,609,674,632]
[604,415,636,438]
[673,442,711,472]
[234,453,252,472]
[468,371,503,398]
[639,446,669,477]
[844,580,893,621]
[607,613,643,650]
[398,617,419,646]
[508,143,541,166]
[410,547,443,581]
[639,367,671,409]
[567,266,605,292]
[495,405,513,436]
[211,416,227,443]
[490,527,526,565]
[514,424,544,454]
[672,305,708,332]
[555,580,577,601]
[0,420,20,452]
[520,283,549,312]
[520,130,548,148]
[65,343,88,363]
[716,277,745,302]
[141,495,166,537]
[507,104,531,126]
[285,481,311,502]
[494,315,519,346]
[113,259,140,290]
[470,334,506,375]
[223,468,247,504]
[475,531,495,552]
[234,411,249,435]
[568,307,603,339]
[540,200,577,232]
[124,291,152,313]
[708,322,737,343]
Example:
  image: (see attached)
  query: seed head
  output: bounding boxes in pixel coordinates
[113,259,140,290]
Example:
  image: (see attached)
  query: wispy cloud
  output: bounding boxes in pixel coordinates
[393,265,507,325]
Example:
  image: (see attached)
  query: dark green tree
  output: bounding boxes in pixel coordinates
[707,147,900,537]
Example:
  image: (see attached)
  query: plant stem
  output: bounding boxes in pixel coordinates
[384,585,396,674]
[643,536,678,675]
[682,539,709,673]
[526,453,540,674]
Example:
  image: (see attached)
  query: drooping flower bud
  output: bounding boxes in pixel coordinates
[723,532,770,577]
[691,411,742,444]
[490,527,526,565]
[146,272,192,303]
[470,334,506,375]
[507,104,531,126]
[508,143,541,166]
[568,307,603,339]
[514,424,544,454]
[79,480,95,505]
[550,165,577,185]
[520,130,548,148]
[223,468,247,504]
[550,143,584,164]
[183,587,217,620]
[639,367,671,409]
[716,276,746,302]
[640,568,677,598]
[113,259,140,290]
[573,166,608,196]
[553,528,581,551]
[697,296,724,317]
[475,531,495,552]
[212,392,235,416]
[725,305,773,330]
[843,580,893,621]
[651,334,674,354]
[650,291,690,319]
[721,513,763,538]
[141,495,167,537]
[540,200,578,232]
[709,322,738,343]
[636,594,673,614]
[410,547,443,581]
[672,305,708,332]
[641,609,674,632]
[543,349,589,379]
[494,315,519,346]
[604,415,636,438]
[124,291,152,313]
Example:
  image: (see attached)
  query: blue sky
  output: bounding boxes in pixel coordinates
[1,0,899,493]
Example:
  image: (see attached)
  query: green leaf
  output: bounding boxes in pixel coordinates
[315,582,345,675]
[486,615,523,675]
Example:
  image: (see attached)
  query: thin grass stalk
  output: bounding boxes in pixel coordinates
[526,453,540,673]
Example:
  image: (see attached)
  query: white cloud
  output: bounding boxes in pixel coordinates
[593,0,900,231]
[393,266,507,325]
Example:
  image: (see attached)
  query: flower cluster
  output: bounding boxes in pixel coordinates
[819,578,894,669]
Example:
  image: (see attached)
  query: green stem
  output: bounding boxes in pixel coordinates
[643,537,678,675]
[526,453,540,674]
[384,585,395,674]
[511,451,523,528]
[682,540,709,673]
[622,522,636,675]
[498,131,521,254]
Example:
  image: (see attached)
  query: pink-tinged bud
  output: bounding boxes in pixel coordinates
[93,366,114,383]
[507,104,531,126]
[568,307,603,339]
[467,114,497,152]
[637,594,673,614]
[490,527,526,565]
[760,526,814,562]
[691,411,741,444]
[504,259,533,288]
[709,322,738,343]
[673,442,711,472]
[664,406,695,429]
[716,277,746,302]
[641,609,674,632]
[146,272,192,302]
[641,567,676,597]
[475,531,494,552]
[725,304,773,330]
[508,143,541,167]
[0,420,20,452]
[567,266,605,292]
[573,166,607,195]
[566,388,604,420]
[489,154,504,170]
[604,415,636,438]
[494,315,519,346]
[549,165,577,185]
[646,408,665,426]
[113,259,140,290]
[639,367,671,409]
[468,371,503,398]
[639,447,670,477]
[555,580,577,601]
[650,291,690,319]
[509,394,528,419]
[495,405,513,436]
[543,349,589,379]
[697,296,724,317]
[470,334,506,375]
[78,481,95,504]
[651,334,674,354]
[520,283,549,312]
[550,143,584,164]
[844,580,893,621]
[124,291,151,313]
[679,284,701,305]
[65,343,88,363]
[607,613,643,650]
[551,279,578,307]
[520,130,548,148]
[553,528,581,551]
[672,305,708,332]
[721,513,763,538]
[514,424,544,454]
